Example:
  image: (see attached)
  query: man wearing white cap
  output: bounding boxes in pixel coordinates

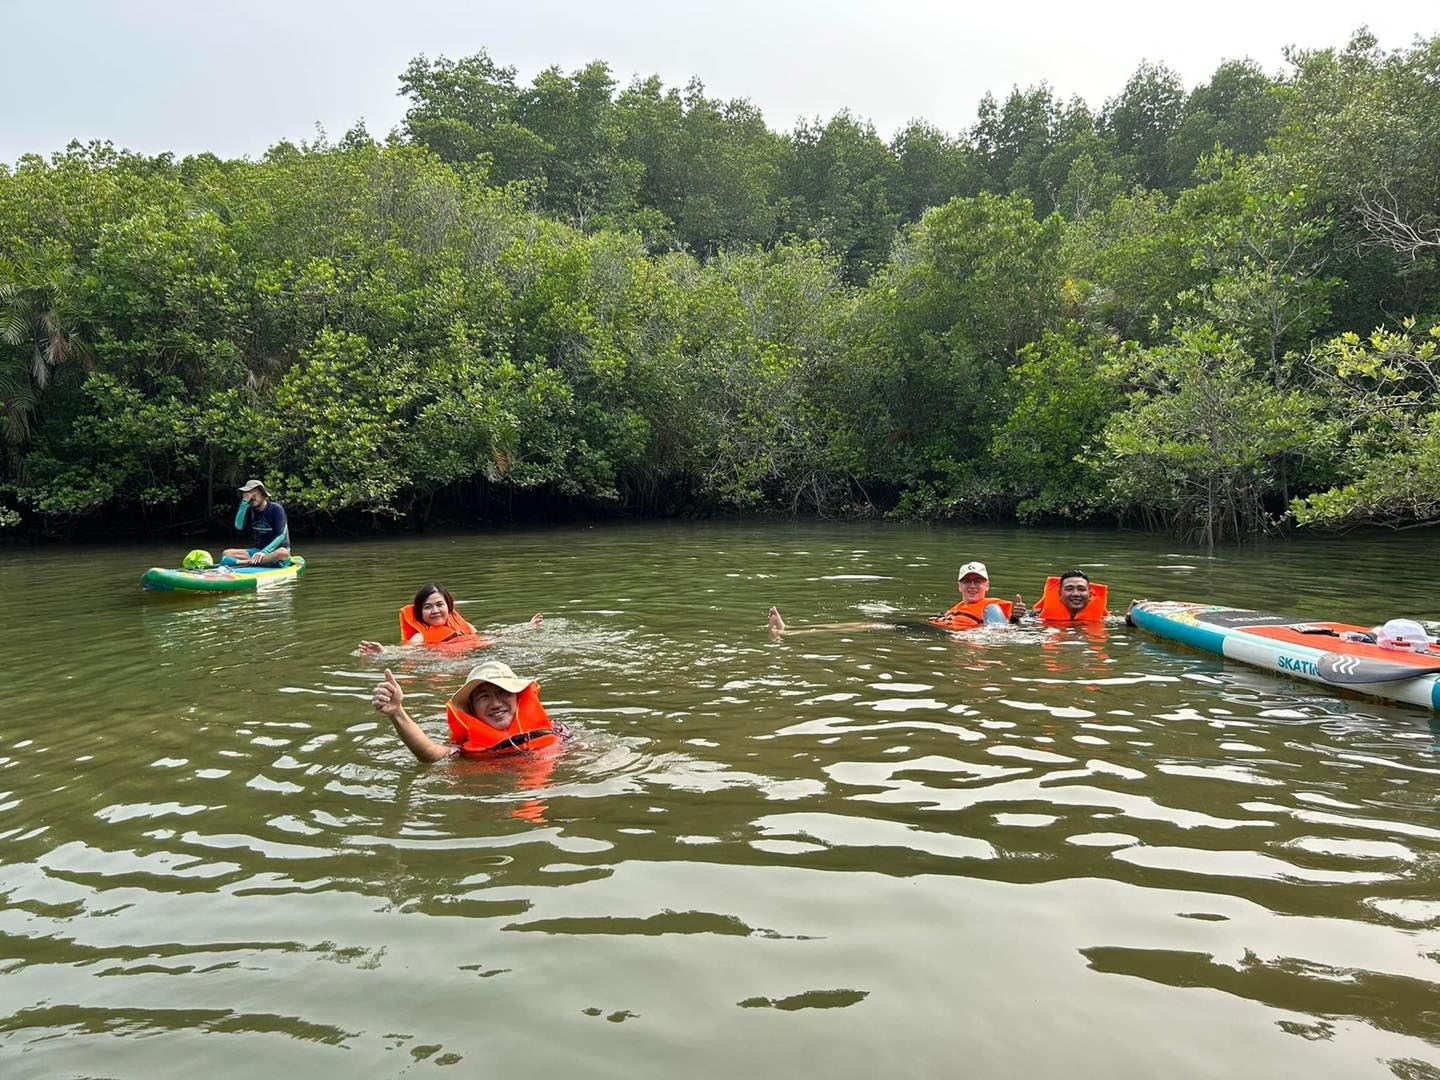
[769,560,1029,634]
[931,561,1027,628]
[221,480,291,567]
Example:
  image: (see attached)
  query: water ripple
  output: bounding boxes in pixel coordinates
[3,524,1440,1074]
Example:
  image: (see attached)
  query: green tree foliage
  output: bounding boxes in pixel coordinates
[1104,62,1187,191]
[389,45,1328,283]
[616,77,785,255]
[831,192,1064,514]
[209,329,419,513]
[673,245,849,509]
[1093,325,1331,546]
[889,120,983,223]
[1173,155,1337,381]
[19,372,199,517]
[990,329,1124,520]
[398,51,526,167]
[1293,324,1440,528]
[1041,103,1124,218]
[779,112,902,283]
[1060,188,1189,339]
[972,86,1060,196]
[1168,59,1281,187]
[970,87,1117,216]
[0,268,92,448]
[401,52,645,232]
[1272,31,1440,266]
[5,33,1440,540]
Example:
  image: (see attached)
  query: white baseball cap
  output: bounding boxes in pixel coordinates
[957,561,989,581]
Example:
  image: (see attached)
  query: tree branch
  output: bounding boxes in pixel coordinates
[1356,183,1440,261]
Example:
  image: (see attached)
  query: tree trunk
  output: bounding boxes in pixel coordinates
[1205,475,1216,552]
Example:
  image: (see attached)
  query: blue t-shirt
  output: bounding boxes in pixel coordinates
[242,500,289,552]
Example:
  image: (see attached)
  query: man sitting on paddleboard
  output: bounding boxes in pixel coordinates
[221,479,291,567]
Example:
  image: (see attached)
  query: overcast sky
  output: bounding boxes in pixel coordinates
[4,1,1438,164]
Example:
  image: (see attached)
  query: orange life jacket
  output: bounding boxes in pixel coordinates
[928,597,1014,630]
[445,684,561,757]
[1031,577,1109,623]
[399,604,482,646]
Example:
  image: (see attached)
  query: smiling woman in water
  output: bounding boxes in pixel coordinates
[359,583,542,654]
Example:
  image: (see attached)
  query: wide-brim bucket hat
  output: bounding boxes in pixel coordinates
[450,661,536,707]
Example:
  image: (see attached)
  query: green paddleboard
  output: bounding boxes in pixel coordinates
[141,555,307,592]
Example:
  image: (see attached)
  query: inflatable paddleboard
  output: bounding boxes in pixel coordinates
[1129,600,1440,710]
[141,555,307,593]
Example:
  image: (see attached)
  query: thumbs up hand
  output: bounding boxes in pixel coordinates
[372,669,405,718]
[1012,593,1028,619]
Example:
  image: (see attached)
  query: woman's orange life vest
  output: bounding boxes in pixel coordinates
[1031,577,1109,623]
[928,598,1014,630]
[399,604,482,645]
[445,684,561,756]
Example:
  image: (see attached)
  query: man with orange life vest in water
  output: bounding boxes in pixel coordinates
[1026,569,1110,624]
[769,559,1028,634]
[928,561,1028,629]
[370,660,566,763]
[771,565,1113,634]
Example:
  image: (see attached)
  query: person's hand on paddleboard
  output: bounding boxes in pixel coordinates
[372,669,405,718]
[528,613,544,629]
[359,640,384,656]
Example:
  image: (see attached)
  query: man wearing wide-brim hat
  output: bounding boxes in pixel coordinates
[371,660,563,762]
[221,479,292,567]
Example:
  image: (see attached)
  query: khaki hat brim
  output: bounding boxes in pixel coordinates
[451,674,534,707]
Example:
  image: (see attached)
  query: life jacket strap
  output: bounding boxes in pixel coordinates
[488,728,559,753]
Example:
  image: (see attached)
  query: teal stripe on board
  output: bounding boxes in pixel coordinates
[1131,605,1229,657]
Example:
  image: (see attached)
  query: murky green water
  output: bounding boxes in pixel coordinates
[2,521,1439,1078]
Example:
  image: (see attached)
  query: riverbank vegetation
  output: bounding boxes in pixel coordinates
[2,29,1438,544]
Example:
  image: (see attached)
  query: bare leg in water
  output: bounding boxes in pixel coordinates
[768,606,893,636]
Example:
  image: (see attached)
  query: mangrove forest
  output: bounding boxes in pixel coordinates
[2,29,1439,545]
